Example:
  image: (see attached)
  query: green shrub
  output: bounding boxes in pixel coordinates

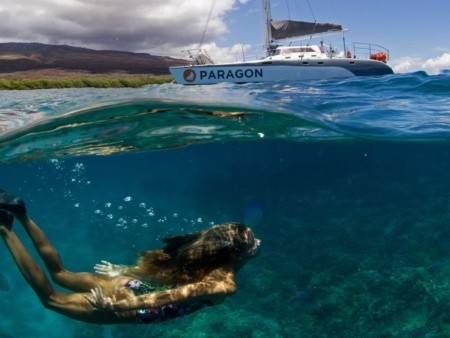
[0,74,173,90]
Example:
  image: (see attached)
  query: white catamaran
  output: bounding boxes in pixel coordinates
[169,0,394,85]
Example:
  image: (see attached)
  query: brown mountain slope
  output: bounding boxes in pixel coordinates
[0,43,188,75]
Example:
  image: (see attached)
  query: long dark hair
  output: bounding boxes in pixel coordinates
[136,223,254,284]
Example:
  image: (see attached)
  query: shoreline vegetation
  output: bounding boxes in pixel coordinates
[0,69,173,89]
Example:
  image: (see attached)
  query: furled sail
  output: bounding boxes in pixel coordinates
[271,20,343,40]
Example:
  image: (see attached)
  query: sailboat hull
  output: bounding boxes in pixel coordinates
[169,59,393,85]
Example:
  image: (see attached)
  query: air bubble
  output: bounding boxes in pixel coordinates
[74,163,85,171]
[139,203,146,208]
[123,196,132,202]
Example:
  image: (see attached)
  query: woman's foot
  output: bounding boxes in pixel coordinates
[0,190,26,214]
[0,209,13,230]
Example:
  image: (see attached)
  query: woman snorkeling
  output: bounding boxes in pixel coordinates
[0,189,260,324]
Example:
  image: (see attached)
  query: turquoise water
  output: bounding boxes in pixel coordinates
[1,72,450,337]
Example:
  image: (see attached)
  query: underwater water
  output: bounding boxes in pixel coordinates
[1,72,450,337]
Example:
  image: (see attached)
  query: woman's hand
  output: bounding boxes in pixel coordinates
[94,260,124,277]
[84,286,115,312]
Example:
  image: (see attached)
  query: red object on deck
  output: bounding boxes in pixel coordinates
[370,52,388,63]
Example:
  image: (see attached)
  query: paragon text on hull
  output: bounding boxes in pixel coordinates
[199,68,264,80]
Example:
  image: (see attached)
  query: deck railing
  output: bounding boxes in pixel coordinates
[352,42,390,61]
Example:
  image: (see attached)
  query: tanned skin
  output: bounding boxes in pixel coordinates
[0,209,259,324]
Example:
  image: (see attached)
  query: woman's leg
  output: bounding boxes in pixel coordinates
[0,219,53,301]
[0,190,111,292]
[0,222,131,324]
[0,223,85,318]
[15,214,110,292]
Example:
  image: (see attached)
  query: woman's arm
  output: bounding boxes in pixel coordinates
[86,267,237,312]
[94,260,146,277]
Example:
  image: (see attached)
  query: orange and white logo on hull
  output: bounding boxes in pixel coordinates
[183,69,196,83]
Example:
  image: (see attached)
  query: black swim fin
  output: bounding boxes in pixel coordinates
[0,190,26,214]
[0,209,14,228]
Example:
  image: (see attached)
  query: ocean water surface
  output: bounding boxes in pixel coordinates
[1,72,450,337]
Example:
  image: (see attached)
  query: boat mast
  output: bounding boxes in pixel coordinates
[262,0,273,54]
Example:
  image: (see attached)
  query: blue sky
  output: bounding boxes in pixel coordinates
[0,0,448,74]
[220,0,450,73]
